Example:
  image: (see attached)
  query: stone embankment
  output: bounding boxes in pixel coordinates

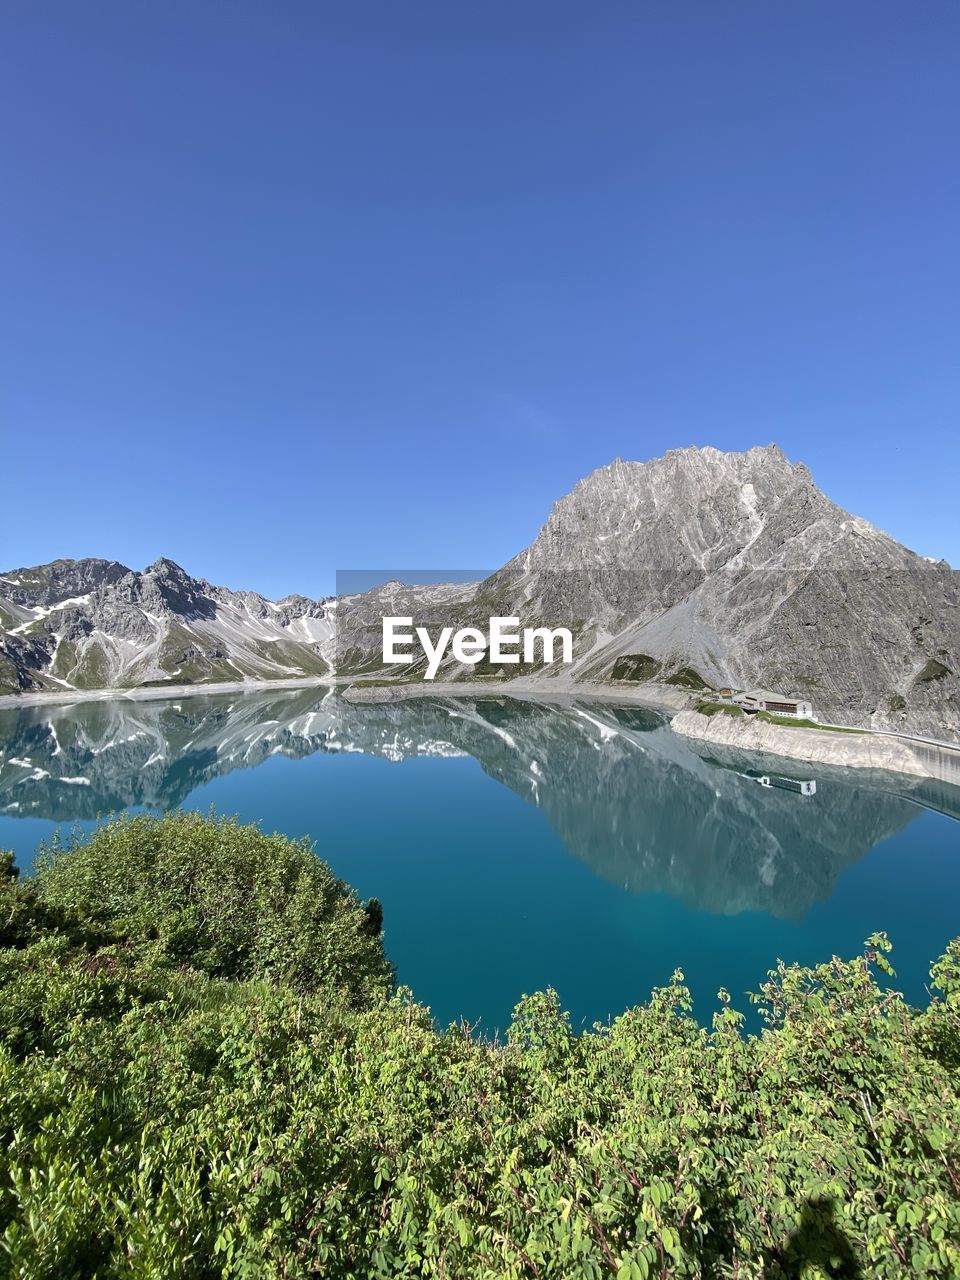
[672,707,960,784]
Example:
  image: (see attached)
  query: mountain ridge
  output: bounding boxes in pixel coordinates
[2,445,958,739]
[0,556,335,695]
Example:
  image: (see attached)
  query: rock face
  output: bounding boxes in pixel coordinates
[0,558,334,695]
[473,445,959,738]
[3,445,958,738]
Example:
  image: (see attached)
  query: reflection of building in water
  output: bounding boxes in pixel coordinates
[735,768,817,797]
[756,775,817,797]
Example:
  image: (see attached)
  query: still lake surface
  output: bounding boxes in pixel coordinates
[1,686,958,1031]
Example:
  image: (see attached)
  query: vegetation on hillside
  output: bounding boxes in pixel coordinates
[0,814,958,1278]
[915,659,951,686]
[755,710,865,734]
[663,667,710,690]
[610,654,661,683]
[692,698,743,718]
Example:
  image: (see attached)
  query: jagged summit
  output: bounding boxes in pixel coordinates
[585,442,796,482]
[144,556,192,579]
[520,443,908,575]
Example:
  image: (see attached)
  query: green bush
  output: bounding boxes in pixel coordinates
[0,817,958,1278]
[32,811,392,1002]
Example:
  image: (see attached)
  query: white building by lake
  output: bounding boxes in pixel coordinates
[718,687,816,720]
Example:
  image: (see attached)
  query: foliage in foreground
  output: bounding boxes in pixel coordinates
[0,815,958,1279]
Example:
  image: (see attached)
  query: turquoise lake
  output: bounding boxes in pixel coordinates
[1,687,958,1032]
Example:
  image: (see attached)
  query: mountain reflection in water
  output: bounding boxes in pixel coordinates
[1,687,954,921]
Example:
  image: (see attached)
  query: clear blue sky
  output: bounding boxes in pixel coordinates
[2,1,958,597]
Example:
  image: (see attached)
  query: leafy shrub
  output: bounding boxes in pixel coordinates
[34,811,392,1002]
[0,818,958,1277]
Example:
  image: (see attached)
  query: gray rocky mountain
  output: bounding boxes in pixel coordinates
[2,445,958,738]
[496,445,959,740]
[0,557,334,694]
[335,445,960,738]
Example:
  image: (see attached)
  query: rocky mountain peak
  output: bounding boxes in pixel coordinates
[144,557,193,583]
[475,445,958,738]
[574,442,806,503]
[521,443,817,577]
